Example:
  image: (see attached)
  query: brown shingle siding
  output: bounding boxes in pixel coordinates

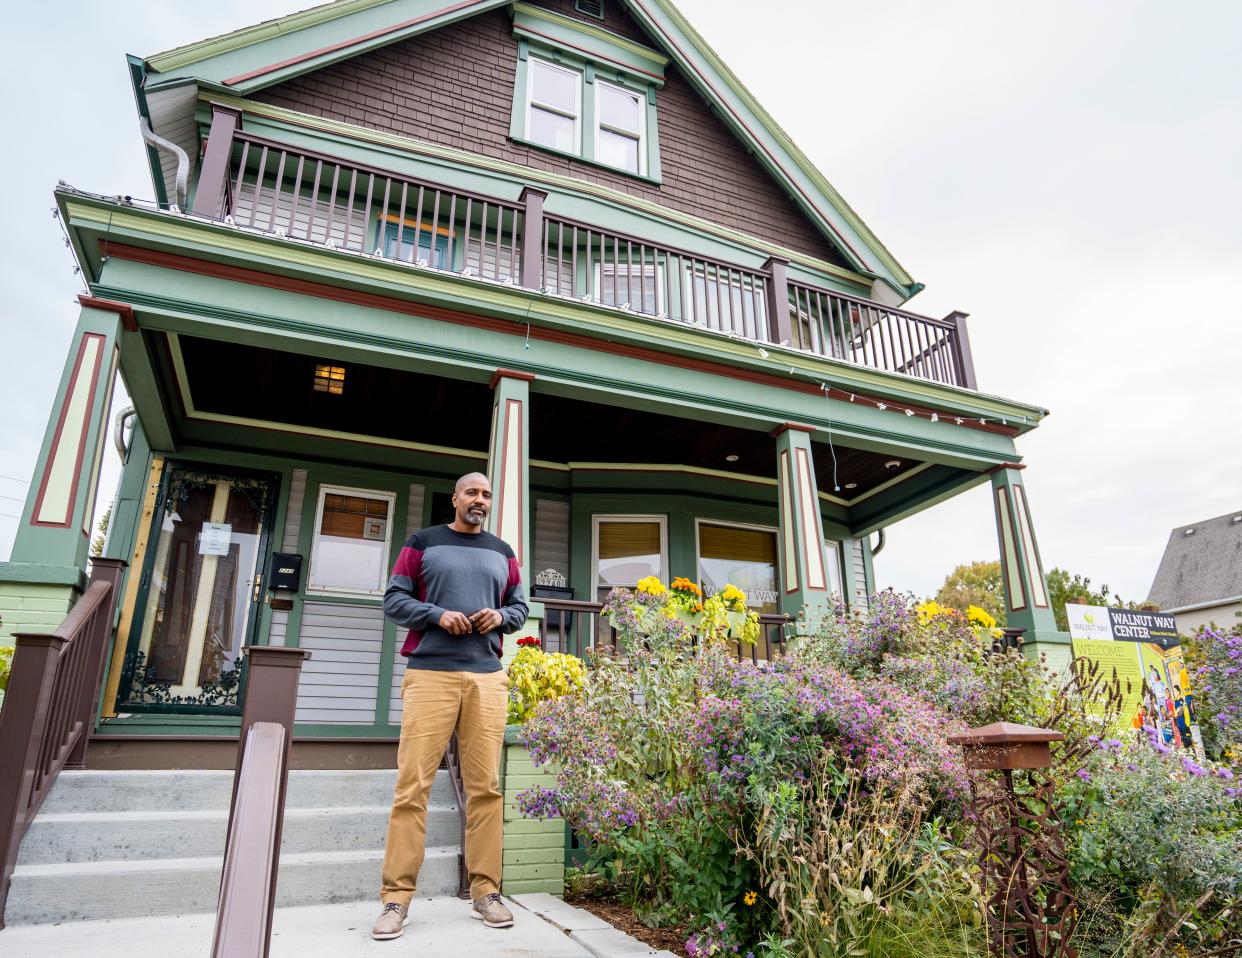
[254,9,846,265]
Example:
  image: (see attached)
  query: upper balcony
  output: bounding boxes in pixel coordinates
[192,119,977,392]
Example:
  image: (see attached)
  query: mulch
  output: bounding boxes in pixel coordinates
[564,893,688,954]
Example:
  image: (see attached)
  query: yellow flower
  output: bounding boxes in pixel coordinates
[743,891,757,906]
[967,605,998,630]
[636,575,666,596]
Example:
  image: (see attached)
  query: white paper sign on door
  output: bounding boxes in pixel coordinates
[199,523,233,556]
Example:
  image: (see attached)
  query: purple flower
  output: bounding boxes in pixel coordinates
[1182,757,1208,777]
[1214,767,1234,779]
[1076,768,1092,782]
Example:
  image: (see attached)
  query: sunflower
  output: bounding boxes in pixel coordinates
[743,891,757,906]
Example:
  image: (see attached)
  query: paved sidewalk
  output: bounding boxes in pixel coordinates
[0,894,677,958]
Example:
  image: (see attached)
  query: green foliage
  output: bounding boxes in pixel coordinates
[505,642,587,724]
[933,560,1006,626]
[1060,739,1242,906]
[0,644,13,695]
[90,501,112,559]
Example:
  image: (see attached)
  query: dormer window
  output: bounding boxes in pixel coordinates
[510,5,667,182]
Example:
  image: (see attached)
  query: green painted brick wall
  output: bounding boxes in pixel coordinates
[501,740,564,896]
[0,583,77,645]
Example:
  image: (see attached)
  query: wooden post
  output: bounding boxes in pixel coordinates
[763,256,791,346]
[519,187,548,290]
[192,106,241,220]
[944,310,977,389]
[0,635,67,929]
[66,558,126,769]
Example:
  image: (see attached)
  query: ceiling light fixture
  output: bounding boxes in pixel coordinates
[725,454,739,462]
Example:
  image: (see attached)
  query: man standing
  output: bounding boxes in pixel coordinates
[372,472,528,940]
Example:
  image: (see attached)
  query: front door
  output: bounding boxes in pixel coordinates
[119,465,278,714]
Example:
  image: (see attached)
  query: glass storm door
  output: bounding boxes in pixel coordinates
[121,467,276,713]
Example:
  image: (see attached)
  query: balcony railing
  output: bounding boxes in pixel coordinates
[193,107,975,390]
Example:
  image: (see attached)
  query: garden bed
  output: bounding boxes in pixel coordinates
[565,893,688,954]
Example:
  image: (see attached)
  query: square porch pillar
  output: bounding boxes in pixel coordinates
[487,370,539,657]
[773,424,833,618]
[990,464,1069,667]
[1,299,128,637]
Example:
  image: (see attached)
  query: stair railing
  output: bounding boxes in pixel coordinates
[0,558,126,929]
[210,645,309,958]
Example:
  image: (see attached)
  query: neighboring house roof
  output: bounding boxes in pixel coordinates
[1146,510,1242,612]
[131,0,919,298]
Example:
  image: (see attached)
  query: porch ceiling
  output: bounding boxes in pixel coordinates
[161,335,933,501]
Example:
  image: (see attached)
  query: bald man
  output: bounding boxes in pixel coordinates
[373,472,528,939]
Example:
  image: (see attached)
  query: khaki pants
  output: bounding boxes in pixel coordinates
[380,668,509,905]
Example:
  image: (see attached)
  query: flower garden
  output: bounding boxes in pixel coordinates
[507,586,1242,958]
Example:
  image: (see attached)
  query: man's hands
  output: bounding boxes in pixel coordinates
[439,610,473,635]
[468,608,503,633]
[438,609,504,634]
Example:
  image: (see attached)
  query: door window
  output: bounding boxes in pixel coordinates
[123,468,273,711]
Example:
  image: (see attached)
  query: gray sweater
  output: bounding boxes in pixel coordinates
[384,525,528,673]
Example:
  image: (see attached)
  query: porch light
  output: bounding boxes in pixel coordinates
[725,454,739,462]
[314,364,346,395]
[844,483,857,490]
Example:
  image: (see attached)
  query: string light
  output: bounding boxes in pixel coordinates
[746,342,1026,435]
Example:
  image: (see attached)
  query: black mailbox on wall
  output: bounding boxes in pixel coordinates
[269,553,303,592]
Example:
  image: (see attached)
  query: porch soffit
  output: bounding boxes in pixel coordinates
[62,193,1047,431]
[137,0,917,294]
[159,331,936,505]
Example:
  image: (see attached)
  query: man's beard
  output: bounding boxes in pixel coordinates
[463,507,486,526]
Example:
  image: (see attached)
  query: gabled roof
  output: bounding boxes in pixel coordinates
[135,0,919,296]
[1146,510,1242,612]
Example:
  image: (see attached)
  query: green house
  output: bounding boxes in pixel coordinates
[1,0,1067,752]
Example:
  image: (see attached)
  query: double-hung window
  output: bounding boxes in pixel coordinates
[595,80,645,175]
[527,58,581,155]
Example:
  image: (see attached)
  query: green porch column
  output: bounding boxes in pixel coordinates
[0,300,126,639]
[990,464,1069,667]
[773,424,833,618]
[487,370,538,655]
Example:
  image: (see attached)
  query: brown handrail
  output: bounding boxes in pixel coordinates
[211,645,309,958]
[537,598,608,659]
[0,558,125,929]
[211,722,286,957]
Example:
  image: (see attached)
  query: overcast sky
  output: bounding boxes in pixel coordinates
[2,1,1239,602]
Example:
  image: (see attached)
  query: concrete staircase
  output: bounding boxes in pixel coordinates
[5,768,460,925]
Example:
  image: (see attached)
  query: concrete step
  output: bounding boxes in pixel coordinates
[17,804,460,865]
[39,767,452,813]
[5,847,460,926]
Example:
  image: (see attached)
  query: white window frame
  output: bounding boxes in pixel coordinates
[693,518,782,611]
[306,484,398,597]
[591,514,669,594]
[594,78,647,176]
[592,257,667,316]
[525,57,583,157]
[824,536,845,600]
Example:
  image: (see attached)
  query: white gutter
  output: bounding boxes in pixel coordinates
[139,116,189,211]
[1162,595,1242,615]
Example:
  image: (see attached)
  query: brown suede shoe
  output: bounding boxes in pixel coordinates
[470,892,514,928]
[371,902,409,940]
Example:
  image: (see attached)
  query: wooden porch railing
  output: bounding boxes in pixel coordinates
[211,645,309,958]
[191,106,976,390]
[0,558,126,929]
[537,598,790,664]
[787,281,978,390]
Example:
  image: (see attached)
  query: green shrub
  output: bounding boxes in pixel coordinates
[0,644,13,695]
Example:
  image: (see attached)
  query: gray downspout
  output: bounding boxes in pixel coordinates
[139,117,188,212]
